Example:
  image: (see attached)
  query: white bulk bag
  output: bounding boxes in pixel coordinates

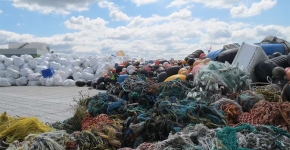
[27,81,41,86]
[13,57,25,67]
[0,70,6,78]
[34,58,43,65]
[40,61,49,67]
[7,65,20,72]
[28,60,38,69]
[0,78,11,87]
[4,58,13,67]
[0,55,7,62]
[7,77,16,86]
[39,77,47,86]
[50,61,61,70]
[20,68,34,76]
[45,77,54,86]
[0,62,5,71]
[21,54,33,62]
[81,72,94,81]
[55,70,69,81]
[21,63,33,70]
[74,66,83,72]
[83,67,94,74]
[82,59,90,68]
[71,59,82,67]
[58,65,66,71]
[53,74,63,86]
[89,57,98,67]
[27,73,42,81]
[34,66,48,73]
[16,76,28,86]
[6,68,20,79]
[50,54,59,62]
[63,79,75,87]
[73,72,81,80]
[57,58,67,66]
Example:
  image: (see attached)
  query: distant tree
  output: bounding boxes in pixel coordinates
[51,51,54,53]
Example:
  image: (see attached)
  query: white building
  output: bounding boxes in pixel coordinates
[0,42,51,57]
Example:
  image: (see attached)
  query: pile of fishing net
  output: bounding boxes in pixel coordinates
[120,123,290,150]
[7,130,116,150]
[121,97,226,148]
[0,112,50,149]
[192,61,251,101]
[238,100,290,131]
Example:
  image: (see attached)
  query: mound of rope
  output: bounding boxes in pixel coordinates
[0,112,50,144]
[121,98,226,148]
[119,123,290,150]
[252,84,281,102]
[193,61,251,100]
[81,113,123,148]
[238,100,290,131]
[7,130,70,150]
[210,98,243,126]
[235,90,265,112]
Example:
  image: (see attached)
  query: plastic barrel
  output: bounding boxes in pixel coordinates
[254,61,277,82]
[259,44,286,55]
[117,74,129,83]
[206,50,222,61]
[216,48,239,64]
[267,55,288,68]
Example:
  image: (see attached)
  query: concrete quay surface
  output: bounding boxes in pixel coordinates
[0,86,103,123]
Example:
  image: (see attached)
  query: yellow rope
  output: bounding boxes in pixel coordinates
[0,112,50,143]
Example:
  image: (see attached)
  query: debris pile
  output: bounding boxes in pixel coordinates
[2,37,290,149]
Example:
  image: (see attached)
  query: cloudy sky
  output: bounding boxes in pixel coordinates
[0,0,289,60]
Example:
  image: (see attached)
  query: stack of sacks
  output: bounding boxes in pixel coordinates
[0,55,11,87]
[0,53,134,86]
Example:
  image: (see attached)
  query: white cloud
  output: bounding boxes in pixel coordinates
[127,8,191,28]
[0,10,2,14]
[167,0,242,9]
[64,16,108,30]
[98,1,131,21]
[132,0,159,6]
[1,6,290,60]
[12,0,100,15]
[231,0,277,18]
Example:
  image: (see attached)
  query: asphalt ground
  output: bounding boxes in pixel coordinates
[0,86,102,123]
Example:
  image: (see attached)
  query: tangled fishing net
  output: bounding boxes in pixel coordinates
[238,100,290,131]
[210,98,243,126]
[4,62,290,150]
[51,93,90,133]
[81,113,123,148]
[252,84,281,102]
[0,112,50,143]
[235,90,265,112]
[7,130,70,150]
[121,97,226,148]
[193,61,251,101]
[121,123,290,150]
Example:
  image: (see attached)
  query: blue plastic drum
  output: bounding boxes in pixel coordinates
[259,44,286,55]
[206,50,222,61]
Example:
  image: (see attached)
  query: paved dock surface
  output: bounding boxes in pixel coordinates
[0,86,103,123]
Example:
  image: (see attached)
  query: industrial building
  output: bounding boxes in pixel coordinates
[0,42,51,57]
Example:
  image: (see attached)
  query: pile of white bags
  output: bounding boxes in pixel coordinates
[0,54,135,87]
